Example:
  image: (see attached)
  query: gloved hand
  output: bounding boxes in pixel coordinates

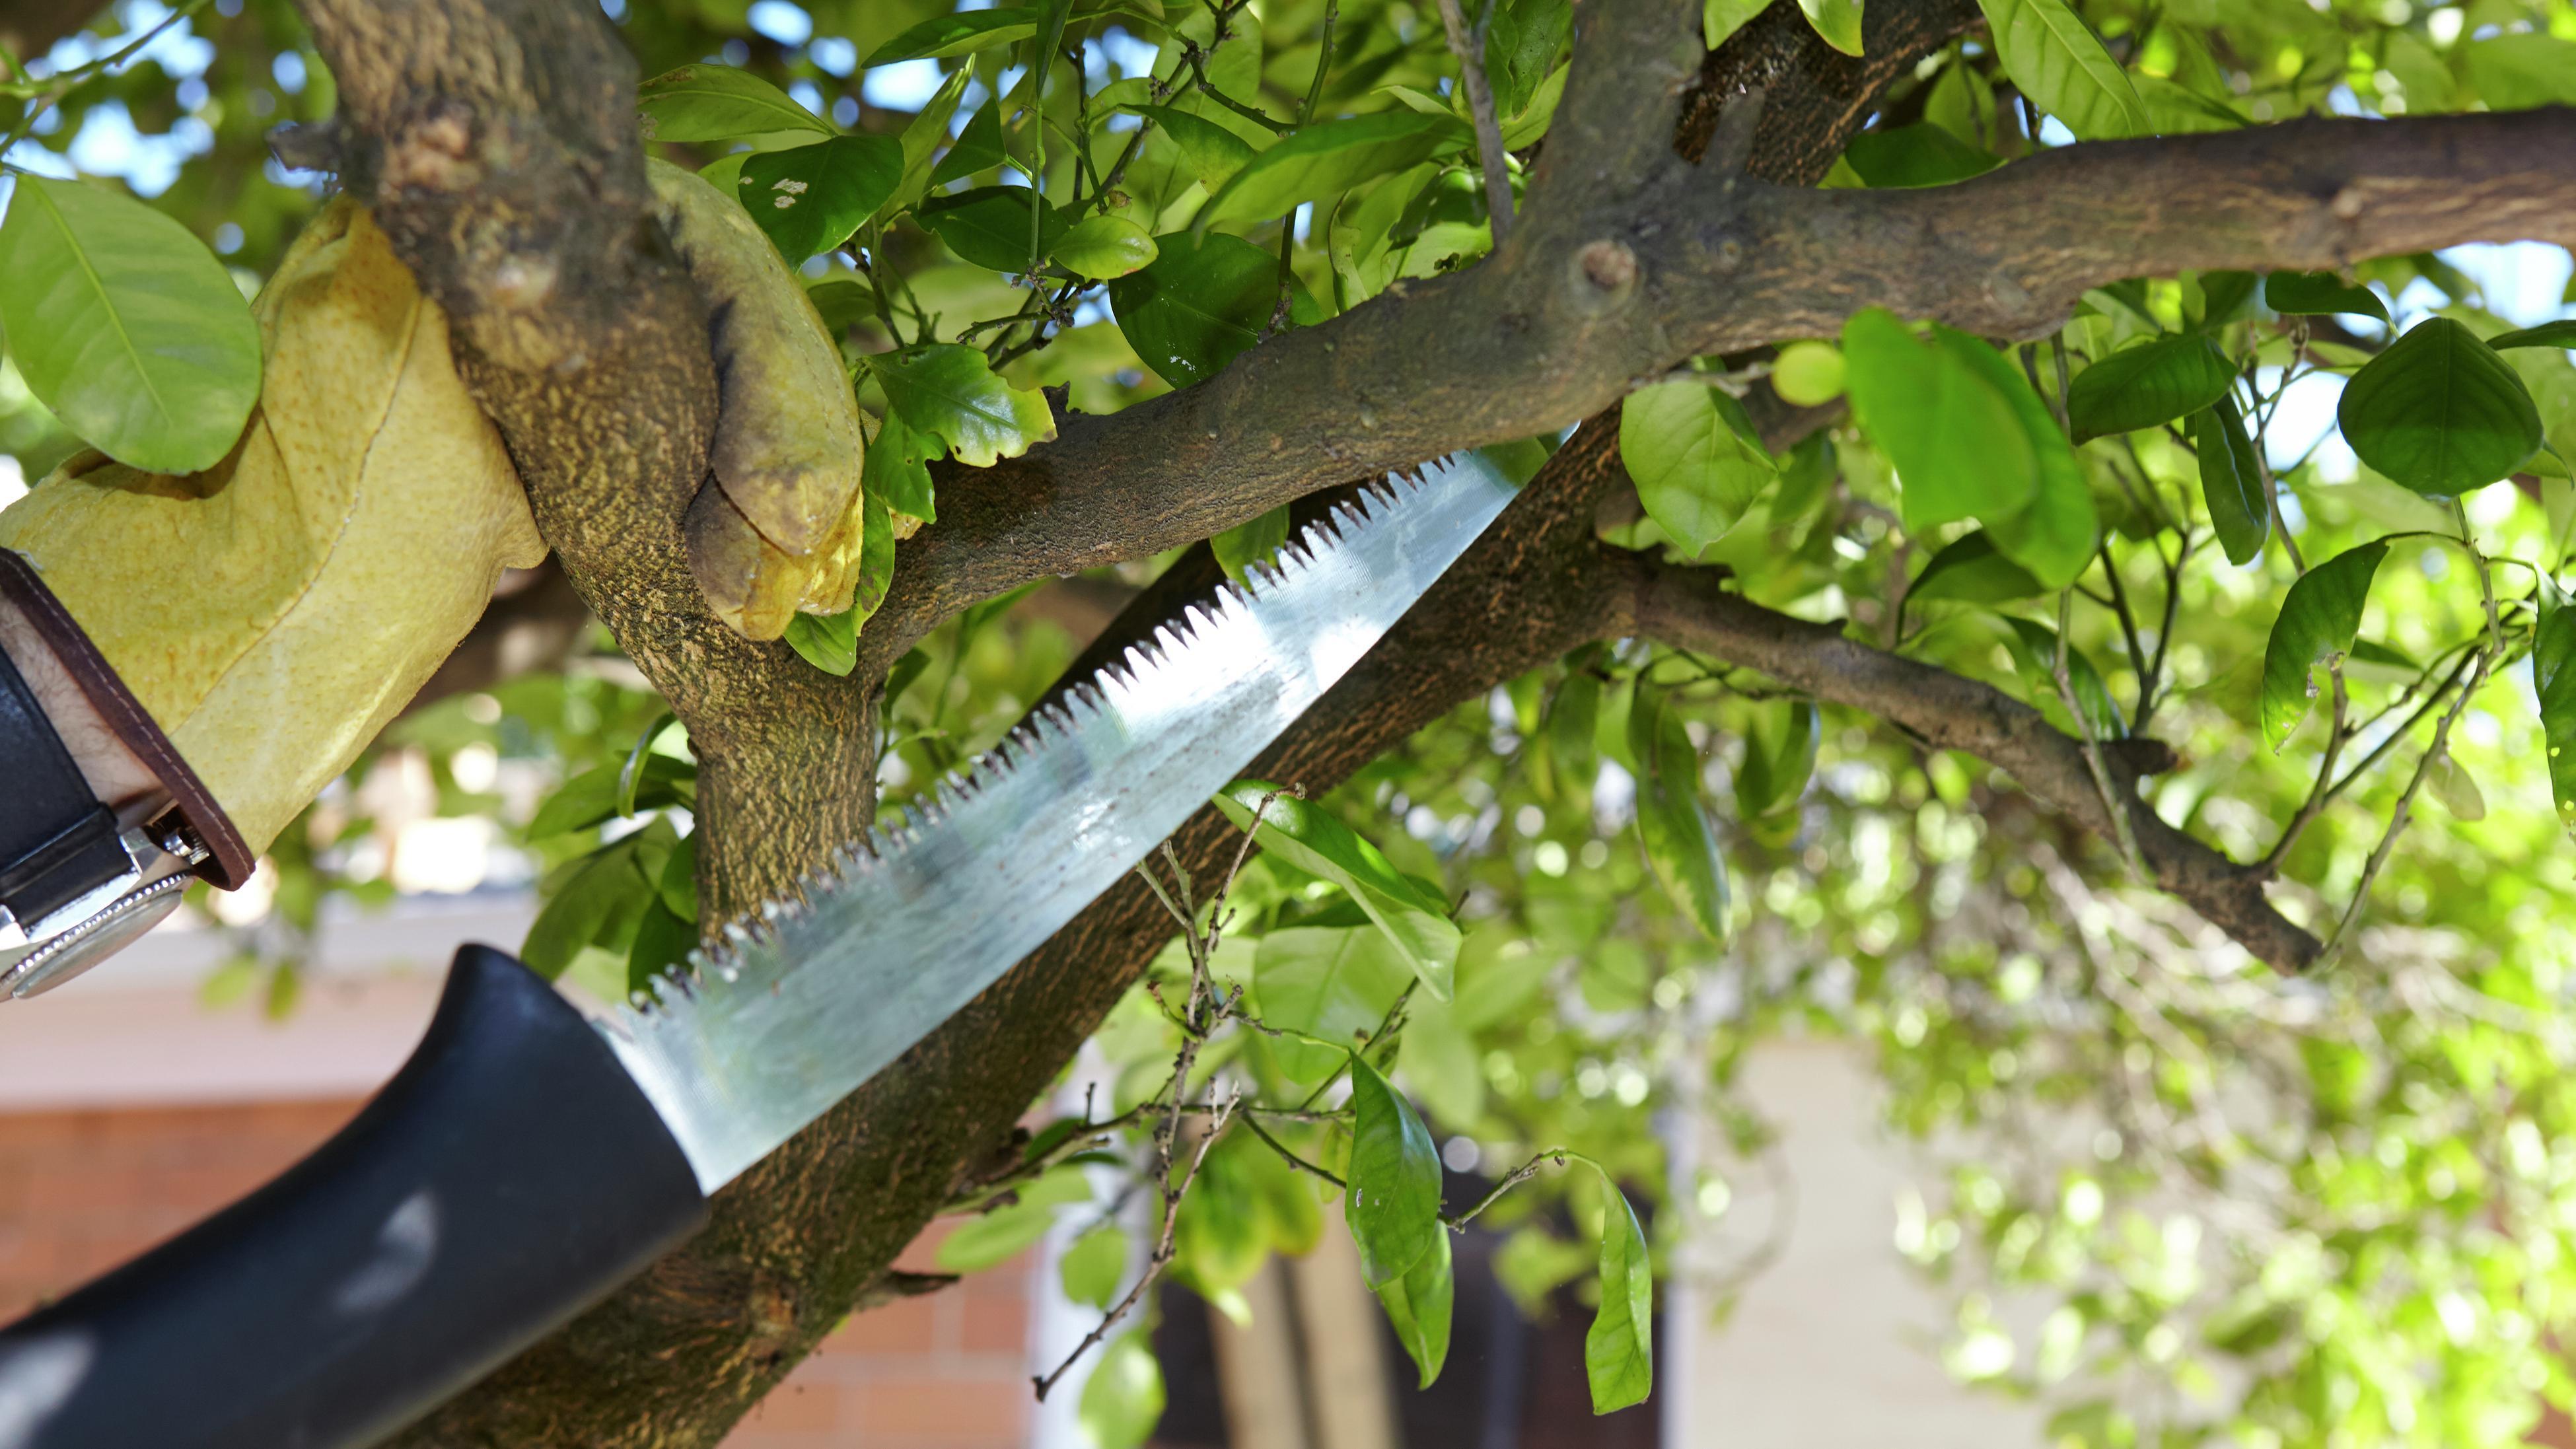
[0,197,544,864]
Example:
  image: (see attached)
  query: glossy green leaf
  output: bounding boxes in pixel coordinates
[2258,540,2388,752]
[1618,380,1776,553]
[867,7,1045,65]
[1976,0,2148,139]
[1549,667,1602,795]
[2067,334,2237,442]
[736,135,902,260]
[1061,1225,1128,1310]
[0,176,261,473]
[2338,318,2542,500]
[2489,320,2576,352]
[1841,124,1998,188]
[2192,271,2259,330]
[1211,503,1290,583]
[1254,925,1413,1084]
[931,102,1007,186]
[1629,688,1729,942]
[935,1167,1092,1272]
[1797,0,1864,56]
[2264,271,2388,325]
[655,831,698,923]
[1483,0,1574,116]
[1052,213,1159,280]
[2000,616,2126,740]
[1906,530,2045,608]
[1129,104,1262,191]
[1345,1053,1443,1287]
[867,408,940,524]
[521,819,676,983]
[527,756,695,839]
[1932,326,2097,587]
[2192,396,2270,566]
[1736,701,1820,818]
[1584,1166,1654,1415]
[1199,112,1472,231]
[1377,1228,1455,1388]
[1703,0,1776,49]
[1108,231,1322,388]
[1842,307,2035,533]
[917,185,1065,271]
[1219,782,1459,997]
[1079,1331,1166,1449]
[889,65,974,215]
[637,64,832,142]
[783,601,860,676]
[868,343,1057,468]
[2535,575,2576,836]
[805,277,874,337]
[626,900,696,996]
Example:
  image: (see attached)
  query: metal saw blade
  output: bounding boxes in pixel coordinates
[598,452,1521,1190]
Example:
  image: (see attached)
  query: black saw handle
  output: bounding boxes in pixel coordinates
[0,944,708,1449]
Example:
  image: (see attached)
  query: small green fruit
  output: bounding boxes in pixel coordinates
[1771,339,1847,407]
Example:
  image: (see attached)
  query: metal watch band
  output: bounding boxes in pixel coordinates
[0,629,135,942]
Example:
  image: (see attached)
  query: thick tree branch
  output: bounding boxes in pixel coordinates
[1622,559,2319,970]
[866,104,2576,673]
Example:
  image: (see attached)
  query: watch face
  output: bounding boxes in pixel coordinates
[0,875,188,999]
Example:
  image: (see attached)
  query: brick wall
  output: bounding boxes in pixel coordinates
[0,1100,1039,1449]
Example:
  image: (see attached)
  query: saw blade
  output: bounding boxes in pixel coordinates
[598,453,1521,1189]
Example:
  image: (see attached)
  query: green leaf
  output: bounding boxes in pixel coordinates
[1619,380,1777,553]
[2534,575,2576,837]
[1108,231,1322,388]
[1198,112,1472,231]
[1703,0,1776,49]
[889,65,974,215]
[1583,1166,1654,1415]
[2192,396,2270,566]
[1129,104,1263,191]
[2258,540,2389,752]
[783,602,860,676]
[1931,326,2097,587]
[1797,0,1863,57]
[1219,783,1460,997]
[636,65,833,143]
[867,409,939,524]
[527,756,695,839]
[931,102,1007,186]
[0,176,261,474]
[1736,700,1820,818]
[1628,688,1729,942]
[1906,530,2045,609]
[2428,752,2486,822]
[1254,925,1414,1084]
[2192,270,2258,330]
[1210,504,1291,583]
[1999,615,2125,740]
[1377,1228,1454,1388]
[2264,271,2388,326]
[2489,320,2576,352]
[1345,1053,1443,1288]
[521,821,674,982]
[1052,213,1159,280]
[626,900,696,996]
[868,343,1057,468]
[867,7,1046,65]
[1061,1225,1128,1310]
[917,185,1065,271]
[735,135,902,260]
[2066,334,2237,442]
[806,277,874,336]
[2463,34,2576,110]
[2338,318,2542,500]
[656,830,699,923]
[1975,0,2147,140]
[1841,124,1998,188]
[934,1166,1092,1272]
[1842,307,2035,533]
[1079,1331,1166,1449]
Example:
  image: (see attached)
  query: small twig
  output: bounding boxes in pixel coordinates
[1431,0,1514,244]
[1241,1112,1346,1189]
[2260,666,2349,874]
[2054,588,2145,880]
[1446,1148,1571,1230]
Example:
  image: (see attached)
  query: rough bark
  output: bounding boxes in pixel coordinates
[269,0,2576,1440]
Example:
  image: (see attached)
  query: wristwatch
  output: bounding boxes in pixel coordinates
[0,550,251,1000]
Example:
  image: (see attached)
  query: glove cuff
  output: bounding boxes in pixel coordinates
[0,549,254,890]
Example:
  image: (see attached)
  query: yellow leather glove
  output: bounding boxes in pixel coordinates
[0,197,544,861]
[646,157,871,641]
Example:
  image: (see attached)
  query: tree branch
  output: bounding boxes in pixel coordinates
[862,103,2576,674]
[1622,557,2320,970]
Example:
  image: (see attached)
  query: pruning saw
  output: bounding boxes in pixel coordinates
[0,452,1522,1449]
